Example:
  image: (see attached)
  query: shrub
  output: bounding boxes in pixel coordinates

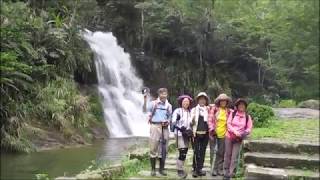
[1,127,35,153]
[278,99,296,108]
[35,174,49,180]
[88,93,104,122]
[34,78,94,130]
[247,103,275,128]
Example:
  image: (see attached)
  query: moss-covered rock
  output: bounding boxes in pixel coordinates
[298,99,319,110]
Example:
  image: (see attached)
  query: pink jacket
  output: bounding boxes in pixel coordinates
[208,105,232,132]
[226,111,253,139]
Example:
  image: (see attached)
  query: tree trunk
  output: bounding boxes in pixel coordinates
[199,37,203,69]
[141,9,145,50]
[261,69,266,86]
[258,64,261,85]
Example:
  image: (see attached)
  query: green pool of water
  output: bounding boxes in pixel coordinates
[1,137,148,180]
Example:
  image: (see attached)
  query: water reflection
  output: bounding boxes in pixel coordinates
[1,137,148,180]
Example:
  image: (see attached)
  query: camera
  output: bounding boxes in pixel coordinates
[142,87,150,96]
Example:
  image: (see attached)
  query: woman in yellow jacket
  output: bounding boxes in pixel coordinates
[208,93,232,176]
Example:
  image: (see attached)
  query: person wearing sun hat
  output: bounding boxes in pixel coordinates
[207,93,233,176]
[223,98,253,179]
[190,92,210,177]
[171,94,193,178]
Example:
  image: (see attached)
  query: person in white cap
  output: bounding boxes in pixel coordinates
[191,92,210,177]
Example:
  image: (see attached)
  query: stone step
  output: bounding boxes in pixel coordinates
[176,150,210,157]
[148,159,210,170]
[166,160,211,170]
[245,164,320,180]
[167,154,177,159]
[244,152,319,171]
[168,151,211,160]
[131,170,222,179]
[136,170,177,178]
[243,139,320,155]
[162,164,211,172]
[165,159,177,165]
[186,163,211,168]
[163,164,178,171]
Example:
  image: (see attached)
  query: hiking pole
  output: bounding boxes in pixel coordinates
[194,136,198,174]
[176,113,181,152]
[235,143,243,176]
[176,128,178,151]
[161,124,167,161]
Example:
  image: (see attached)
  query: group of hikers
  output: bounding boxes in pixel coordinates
[143,88,253,179]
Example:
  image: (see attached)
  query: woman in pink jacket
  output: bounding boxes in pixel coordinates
[223,98,253,179]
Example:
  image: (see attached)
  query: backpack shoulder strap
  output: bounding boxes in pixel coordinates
[245,113,249,129]
[231,110,237,123]
[232,110,237,119]
[166,104,171,118]
[214,107,218,115]
[166,104,171,113]
[151,101,158,118]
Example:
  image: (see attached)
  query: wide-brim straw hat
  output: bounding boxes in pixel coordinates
[196,92,209,105]
[214,93,232,105]
[234,98,248,107]
[177,95,193,107]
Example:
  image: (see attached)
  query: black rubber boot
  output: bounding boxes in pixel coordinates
[197,169,206,176]
[223,175,231,180]
[177,170,187,179]
[192,170,198,178]
[150,158,156,176]
[211,169,218,176]
[158,158,167,176]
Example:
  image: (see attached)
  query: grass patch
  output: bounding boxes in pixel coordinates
[277,99,297,108]
[75,141,151,179]
[113,157,149,179]
[251,118,319,143]
[114,142,177,178]
[75,153,149,179]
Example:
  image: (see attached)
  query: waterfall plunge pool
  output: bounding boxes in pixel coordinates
[1,137,148,180]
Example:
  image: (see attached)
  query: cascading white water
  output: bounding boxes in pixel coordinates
[82,30,148,137]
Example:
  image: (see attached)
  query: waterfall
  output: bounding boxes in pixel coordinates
[82,30,148,137]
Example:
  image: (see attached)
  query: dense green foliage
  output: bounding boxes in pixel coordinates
[247,103,275,127]
[0,1,102,152]
[0,0,318,151]
[91,0,319,102]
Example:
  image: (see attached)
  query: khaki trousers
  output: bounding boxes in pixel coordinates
[149,124,169,158]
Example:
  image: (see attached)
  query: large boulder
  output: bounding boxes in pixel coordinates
[298,99,319,110]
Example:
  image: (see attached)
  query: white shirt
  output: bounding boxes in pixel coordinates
[172,108,192,136]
